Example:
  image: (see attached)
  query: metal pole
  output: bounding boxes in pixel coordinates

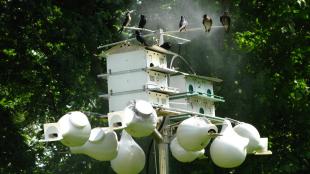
[158,28,164,46]
[158,117,170,174]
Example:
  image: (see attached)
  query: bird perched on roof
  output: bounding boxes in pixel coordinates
[160,42,172,50]
[179,16,188,32]
[119,11,132,33]
[220,11,231,32]
[202,14,212,32]
[138,15,146,29]
[135,30,148,46]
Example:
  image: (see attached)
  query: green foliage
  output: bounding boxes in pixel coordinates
[0,0,309,173]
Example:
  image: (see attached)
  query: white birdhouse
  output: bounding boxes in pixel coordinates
[99,43,178,113]
[176,116,218,151]
[170,137,205,163]
[111,130,145,174]
[108,91,169,112]
[233,123,272,155]
[106,70,177,95]
[169,73,224,116]
[107,100,157,137]
[70,127,118,161]
[210,120,249,168]
[106,43,168,73]
[42,111,91,147]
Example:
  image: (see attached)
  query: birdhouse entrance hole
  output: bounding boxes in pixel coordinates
[113,122,123,127]
[199,108,204,114]
[49,133,58,138]
[188,84,194,93]
[207,89,212,96]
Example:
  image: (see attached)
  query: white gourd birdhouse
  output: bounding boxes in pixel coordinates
[70,127,118,161]
[111,130,145,174]
[210,120,249,168]
[176,116,218,151]
[233,122,262,153]
[42,111,91,147]
[124,100,158,137]
[58,111,92,147]
[233,123,272,155]
[170,137,205,163]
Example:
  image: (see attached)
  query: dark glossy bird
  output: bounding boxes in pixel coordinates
[138,15,146,29]
[135,30,148,46]
[160,42,172,50]
[220,11,231,32]
[119,11,132,33]
[202,14,212,32]
[179,16,188,32]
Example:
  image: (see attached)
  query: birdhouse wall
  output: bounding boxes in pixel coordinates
[169,75,186,92]
[170,98,215,116]
[169,98,188,111]
[146,70,168,89]
[107,49,167,74]
[188,98,215,116]
[170,75,214,95]
[145,50,167,68]
[186,77,214,95]
[107,70,168,94]
[107,50,146,73]
[109,91,169,112]
[108,71,148,94]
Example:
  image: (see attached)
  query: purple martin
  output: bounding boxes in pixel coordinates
[119,11,132,33]
[220,11,231,32]
[179,16,188,32]
[160,42,172,50]
[138,15,146,29]
[135,30,148,46]
[202,14,212,32]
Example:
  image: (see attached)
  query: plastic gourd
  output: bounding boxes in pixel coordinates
[170,137,205,163]
[176,116,218,151]
[111,130,145,174]
[124,100,157,137]
[58,111,91,147]
[233,122,263,153]
[70,127,118,161]
[210,120,249,168]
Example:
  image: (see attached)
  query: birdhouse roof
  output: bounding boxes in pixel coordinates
[173,72,223,83]
[106,42,178,56]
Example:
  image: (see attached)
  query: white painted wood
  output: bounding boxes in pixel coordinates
[109,91,169,112]
[107,49,167,74]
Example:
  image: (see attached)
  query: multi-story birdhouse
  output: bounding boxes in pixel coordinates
[98,43,178,112]
[106,43,168,73]
[169,72,225,116]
